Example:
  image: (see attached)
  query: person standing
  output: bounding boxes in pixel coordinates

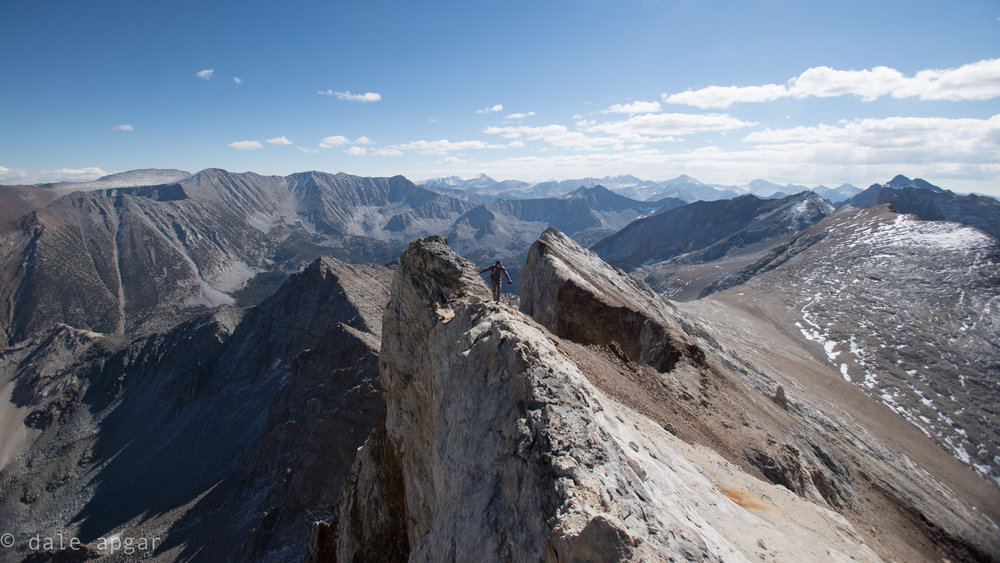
[479,260,513,302]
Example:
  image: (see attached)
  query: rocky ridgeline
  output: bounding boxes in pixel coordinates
[310,233,885,561]
[309,229,1000,562]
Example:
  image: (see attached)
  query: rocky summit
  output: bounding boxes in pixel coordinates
[309,231,999,562]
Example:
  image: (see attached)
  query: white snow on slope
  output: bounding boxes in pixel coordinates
[787,209,1000,486]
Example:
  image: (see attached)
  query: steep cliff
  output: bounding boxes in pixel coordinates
[312,235,892,562]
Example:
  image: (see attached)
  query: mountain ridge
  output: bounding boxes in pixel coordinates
[312,231,999,562]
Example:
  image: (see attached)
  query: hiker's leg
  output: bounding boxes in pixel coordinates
[492,280,501,301]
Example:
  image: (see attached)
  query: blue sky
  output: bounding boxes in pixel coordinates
[1,0,999,195]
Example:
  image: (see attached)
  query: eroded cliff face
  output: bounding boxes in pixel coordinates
[313,235,885,562]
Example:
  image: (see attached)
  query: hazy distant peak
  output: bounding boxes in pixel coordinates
[664,174,704,185]
[884,175,944,192]
[46,168,192,194]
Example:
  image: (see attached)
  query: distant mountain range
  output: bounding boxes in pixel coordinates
[591,191,835,270]
[846,174,1000,239]
[3,170,995,347]
[0,170,677,345]
[421,173,866,203]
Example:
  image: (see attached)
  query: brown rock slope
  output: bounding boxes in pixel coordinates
[520,227,1000,562]
[312,234,891,562]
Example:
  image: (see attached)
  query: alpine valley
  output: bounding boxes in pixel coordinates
[0,169,997,562]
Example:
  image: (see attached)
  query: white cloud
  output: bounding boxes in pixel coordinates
[484,112,750,152]
[228,140,262,150]
[505,111,536,119]
[484,124,605,149]
[744,115,1000,162]
[266,136,293,145]
[233,76,243,85]
[373,147,404,156]
[353,136,374,145]
[664,84,788,109]
[113,124,134,131]
[412,112,1000,196]
[476,104,504,114]
[319,135,350,148]
[586,112,754,138]
[345,146,367,156]
[388,138,507,155]
[897,58,1000,101]
[318,89,334,96]
[334,91,382,102]
[0,166,108,184]
[603,101,663,114]
[196,69,215,80]
[500,115,1000,190]
[664,58,1000,108]
[297,146,320,154]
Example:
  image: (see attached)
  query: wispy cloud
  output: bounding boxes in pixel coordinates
[602,101,663,114]
[353,136,374,145]
[0,166,108,184]
[476,104,504,114]
[297,146,320,154]
[327,90,382,102]
[485,124,620,150]
[233,76,243,85]
[467,114,1000,192]
[113,124,134,131]
[387,138,508,155]
[483,112,751,150]
[228,140,262,150]
[744,115,1000,157]
[345,146,367,156]
[505,111,536,119]
[586,112,754,138]
[664,58,1000,108]
[266,136,293,145]
[196,69,215,80]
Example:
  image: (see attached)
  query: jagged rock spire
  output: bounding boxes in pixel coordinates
[316,234,883,562]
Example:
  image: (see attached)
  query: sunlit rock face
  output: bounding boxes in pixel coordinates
[315,235,893,562]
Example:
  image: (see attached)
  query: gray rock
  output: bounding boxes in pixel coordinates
[318,235,884,562]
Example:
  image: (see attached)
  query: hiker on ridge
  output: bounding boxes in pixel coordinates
[479,260,513,302]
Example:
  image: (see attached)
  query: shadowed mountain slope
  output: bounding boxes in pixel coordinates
[592,192,834,271]
[846,175,1000,240]
[0,257,391,562]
